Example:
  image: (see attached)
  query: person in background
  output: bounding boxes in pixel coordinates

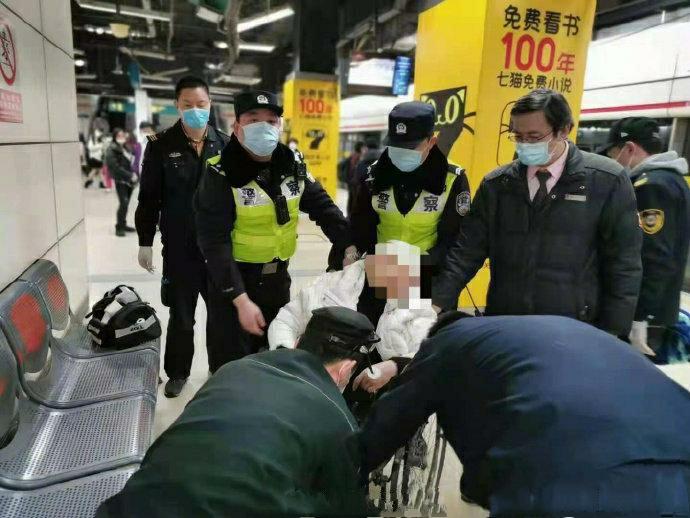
[360,312,690,517]
[432,89,642,339]
[602,117,690,356]
[195,90,356,364]
[132,121,155,176]
[135,76,231,398]
[85,125,106,189]
[346,137,382,217]
[105,128,137,237]
[96,307,375,518]
[344,141,365,215]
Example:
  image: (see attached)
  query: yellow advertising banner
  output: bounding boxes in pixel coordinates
[415,0,595,308]
[283,72,340,198]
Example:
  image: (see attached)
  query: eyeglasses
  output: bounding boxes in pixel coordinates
[507,132,553,144]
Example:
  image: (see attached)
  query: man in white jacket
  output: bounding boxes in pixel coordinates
[268,240,437,393]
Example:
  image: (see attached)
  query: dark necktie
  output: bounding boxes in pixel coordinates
[533,169,551,208]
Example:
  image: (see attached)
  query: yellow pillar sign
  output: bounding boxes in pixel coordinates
[283,72,340,198]
[415,0,595,308]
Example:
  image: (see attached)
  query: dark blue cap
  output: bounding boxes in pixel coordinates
[387,101,436,149]
[234,90,283,118]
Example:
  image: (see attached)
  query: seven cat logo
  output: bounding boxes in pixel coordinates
[419,87,475,156]
[306,129,325,150]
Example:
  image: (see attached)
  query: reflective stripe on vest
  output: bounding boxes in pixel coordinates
[373,172,456,252]
[232,177,303,263]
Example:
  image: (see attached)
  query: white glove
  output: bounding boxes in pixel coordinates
[138,246,155,273]
[629,320,656,356]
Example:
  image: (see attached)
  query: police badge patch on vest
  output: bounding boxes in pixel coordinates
[456,191,471,216]
[640,209,664,234]
[240,187,257,206]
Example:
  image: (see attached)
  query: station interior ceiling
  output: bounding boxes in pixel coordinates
[71,0,690,101]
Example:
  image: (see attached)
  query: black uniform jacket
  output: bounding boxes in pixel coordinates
[632,161,690,327]
[194,135,350,299]
[135,121,230,258]
[360,315,690,516]
[97,349,367,518]
[349,145,470,267]
[433,143,642,336]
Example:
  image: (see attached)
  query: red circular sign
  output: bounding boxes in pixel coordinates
[0,19,17,86]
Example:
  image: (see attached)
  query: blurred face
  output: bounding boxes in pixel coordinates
[115,131,127,145]
[233,108,282,142]
[175,87,211,112]
[364,254,419,300]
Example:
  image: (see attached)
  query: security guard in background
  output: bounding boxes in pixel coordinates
[603,117,690,356]
[97,307,378,518]
[349,101,470,325]
[135,76,230,398]
[195,90,356,359]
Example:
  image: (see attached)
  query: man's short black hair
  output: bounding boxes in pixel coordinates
[175,75,210,99]
[636,139,663,155]
[354,141,365,153]
[510,88,574,134]
[139,121,154,130]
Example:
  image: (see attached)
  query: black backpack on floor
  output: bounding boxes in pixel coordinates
[85,285,161,350]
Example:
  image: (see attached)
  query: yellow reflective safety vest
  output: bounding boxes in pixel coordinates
[207,155,303,264]
[372,172,457,252]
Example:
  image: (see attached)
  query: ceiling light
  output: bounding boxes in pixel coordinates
[85,25,95,33]
[141,83,175,91]
[238,6,295,33]
[209,86,240,96]
[74,49,85,56]
[215,74,261,86]
[140,74,173,82]
[214,41,229,49]
[75,0,117,14]
[239,42,276,53]
[152,67,189,77]
[119,5,172,22]
[95,27,105,35]
[197,6,224,24]
[76,73,97,80]
[110,23,130,39]
[205,62,222,70]
[74,58,86,67]
[120,47,176,61]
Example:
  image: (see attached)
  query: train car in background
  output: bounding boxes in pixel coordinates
[577,17,690,163]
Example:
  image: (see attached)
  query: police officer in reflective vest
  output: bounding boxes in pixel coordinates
[603,117,690,357]
[349,101,470,323]
[195,90,355,358]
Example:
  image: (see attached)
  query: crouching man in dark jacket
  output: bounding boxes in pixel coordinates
[97,307,377,518]
[360,313,690,517]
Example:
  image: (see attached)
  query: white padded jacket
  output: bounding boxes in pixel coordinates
[267,260,436,360]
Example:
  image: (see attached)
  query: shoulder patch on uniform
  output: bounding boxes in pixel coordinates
[484,164,513,181]
[634,177,649,187]
[448,164,465,176]
[640,209,664,234]
[456,191,471,216]
[146,134,158,142]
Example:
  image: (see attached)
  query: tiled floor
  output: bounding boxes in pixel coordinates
[84,185,690,518]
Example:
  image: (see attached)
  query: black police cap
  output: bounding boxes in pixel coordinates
[386,101,436,149]
[302,307,380,355]
[597,117,661,155]
[234,90,283,119]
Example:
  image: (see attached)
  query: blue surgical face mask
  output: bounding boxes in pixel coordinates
[241,121,280,157]
[516,139,552,166]
[388,146,423,172]
[181,108,210,129]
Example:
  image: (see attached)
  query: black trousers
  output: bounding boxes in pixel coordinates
[162,249,233,379]
[206,261,291,372]
[115,182,133,230]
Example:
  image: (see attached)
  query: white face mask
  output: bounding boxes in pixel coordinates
[388,146,424,172]
[241,121,281,157]
[116,138,127,145]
